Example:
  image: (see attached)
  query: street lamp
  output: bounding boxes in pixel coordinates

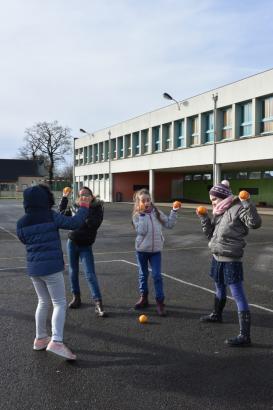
[108,130,111,203]
[73,137,78,201]
[163,92,188,110]
[212,93,219,186]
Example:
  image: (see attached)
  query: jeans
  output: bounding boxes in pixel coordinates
[136,251,164,302]
[215,281,249,311]
[67,239,102,300]
[31,271,66,342]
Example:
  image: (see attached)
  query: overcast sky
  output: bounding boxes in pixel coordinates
[1,0,273,162]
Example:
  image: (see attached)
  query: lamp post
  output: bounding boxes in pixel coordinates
[212,93,218,186]
[73,137,78,201]
[108,130,111,202]
[163,92,188,110]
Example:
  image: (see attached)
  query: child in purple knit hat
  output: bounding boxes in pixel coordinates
[196,180,262,346]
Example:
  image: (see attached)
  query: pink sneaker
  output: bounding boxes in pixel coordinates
[46,341,76,360]
[33,336,51,351]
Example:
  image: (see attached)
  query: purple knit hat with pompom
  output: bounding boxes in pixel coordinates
[209,180,232,199]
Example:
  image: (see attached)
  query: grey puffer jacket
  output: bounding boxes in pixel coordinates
[133,208,177,253]
[199,197,262,260]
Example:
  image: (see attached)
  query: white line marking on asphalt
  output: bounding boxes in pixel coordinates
[119,259,273,314]
[1,259,273,314]
[0,226,19,240]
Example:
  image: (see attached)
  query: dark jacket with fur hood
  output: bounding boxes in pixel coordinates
[59,196,103,246]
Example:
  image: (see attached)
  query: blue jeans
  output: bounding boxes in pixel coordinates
[136,251,164,302]
[67,239,102,300]
[215,281,249,311]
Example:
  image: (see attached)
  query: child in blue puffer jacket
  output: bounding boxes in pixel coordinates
[16,184,90,360]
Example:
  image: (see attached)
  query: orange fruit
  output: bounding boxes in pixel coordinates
[173,200,182,209]
[139,203,146,212]
[139,314,148,324]
[196,206,208,215]
[239,190,250,200]
[63,186,72,195]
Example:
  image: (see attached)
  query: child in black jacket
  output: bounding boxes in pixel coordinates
[59,186,106,317]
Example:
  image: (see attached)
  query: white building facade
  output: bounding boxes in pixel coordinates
[74,69,273,206]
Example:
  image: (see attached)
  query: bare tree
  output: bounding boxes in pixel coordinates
[20,121,72,187]
[18,132,42,160]
[56,163,73,182]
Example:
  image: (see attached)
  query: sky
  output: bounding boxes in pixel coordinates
[1,0,273,162]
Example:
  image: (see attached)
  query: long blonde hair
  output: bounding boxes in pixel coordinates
[132,188,163,224]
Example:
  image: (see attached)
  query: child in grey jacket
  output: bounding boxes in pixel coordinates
[196,180,262,347]
[132,188,180,316]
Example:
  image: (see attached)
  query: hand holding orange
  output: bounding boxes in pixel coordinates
[196,206,208,215]
[139,203,146,212]
[239,190,250,201]
[63,187,72,196]
[173,201,182,210]
[139,314,148,324]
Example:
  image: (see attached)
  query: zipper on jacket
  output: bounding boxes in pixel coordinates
[149,214,155,252]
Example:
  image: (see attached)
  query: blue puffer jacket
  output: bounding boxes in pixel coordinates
[16,186,89,276]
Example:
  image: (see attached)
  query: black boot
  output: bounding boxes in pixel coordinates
[200,296,226,323]
[68,293,81,309]
[134,294,149,310]
[225,311,251,347]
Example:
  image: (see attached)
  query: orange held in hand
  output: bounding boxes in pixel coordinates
[139,314,148,324]
[63,187,72,195]
[196,206,208,215]
[139,203,146,212]
[239,190,250,200]
[173,201,182,209]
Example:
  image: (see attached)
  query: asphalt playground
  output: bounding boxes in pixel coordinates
[0,200,273,410]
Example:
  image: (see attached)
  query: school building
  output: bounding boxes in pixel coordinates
[74,68,273,206]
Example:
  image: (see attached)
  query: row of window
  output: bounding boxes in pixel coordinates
[75,95,273,165]
[184,170,273,181]
[76,170,273,184]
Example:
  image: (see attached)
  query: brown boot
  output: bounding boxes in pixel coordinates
[134,294,149,310]
[156,300,167,317]
[69,293,81,309]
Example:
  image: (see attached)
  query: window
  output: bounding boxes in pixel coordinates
[240,102,252,137]
[261,96,273,134]
[125,134,131,157]
[193,174,202,181]
[184,175,192,181]
[88,145,92,162]
[111,139,117,159]
[141,129,149,154]
[117,137,124,158]
[203,173,212,181]
[152,126,160,152]
[190,116,199,145]
[162,123,171,150]
[236,172,248,179]
[105,140,109,160]
[248,171,261,179]
[262,171,273,178]
[174,120,185,148]
[84,147,88,163]
[205,112,214,143]
[222,107,232,139]
[132,132,140,155]
[94,144,98,162]
[99,142,104,161]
